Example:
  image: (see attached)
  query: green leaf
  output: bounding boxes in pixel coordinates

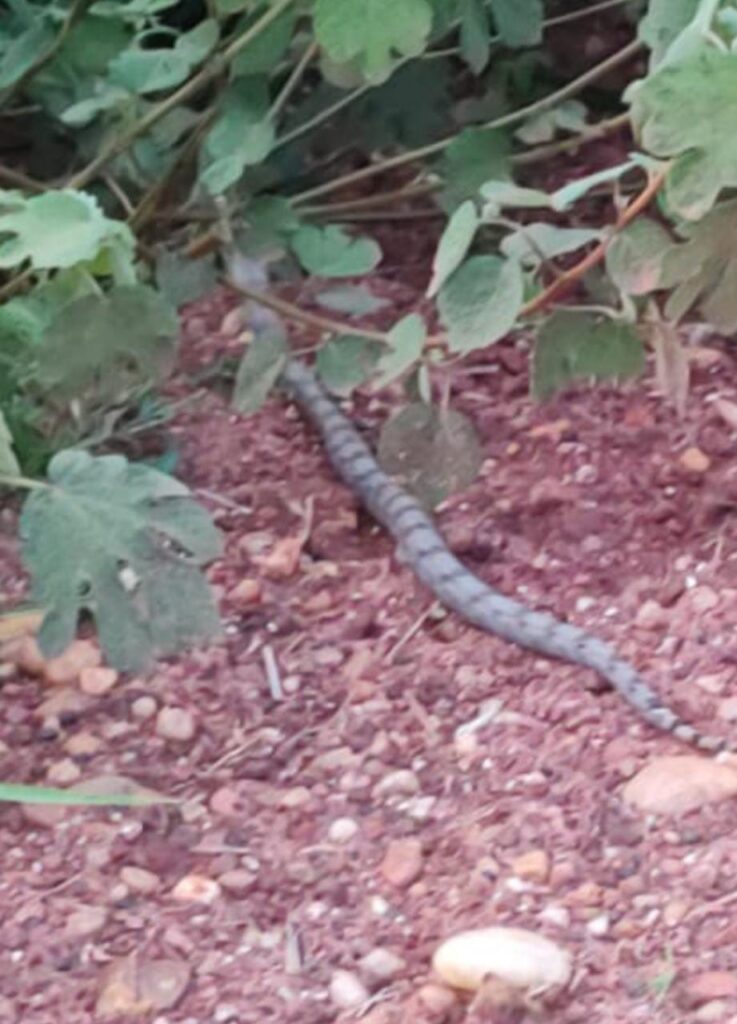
[21,450,222,671]
[460,0,490,74]
[638,0,699,67]
[427,200,479,298]
[500,223,601,268]
[439,128,510,211]
[109,48,191,94]
[237,195,300,252]
[0,22,56,89]
[156,250,219,310]
[481,180,551,215]
[33,286,179,410]
[317,335,383,395]
[532,311,645,399]
[378,401,483,508]
[175,19,219,63]
[374,313,426,387]
[0,410,20,477]
[630,49,737,220]
[0,190,135,271]
[605,218,674,295]
[489,0,542,46]
[231,5,296,77]
[351,59,453,150]
[291,225,382,277]
[515,100,588,144]
[109,20,218,94]
[315,286,389,316]
[438,255,524,353]
[233,328,288,413]
[201,78,275,194]
[58,14,133,77]
[657,198,737,331]
[61,86,132,128]
[313,0,433,81]
[0,780,171,806]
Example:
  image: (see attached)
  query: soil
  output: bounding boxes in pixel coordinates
[2,260,737,1023]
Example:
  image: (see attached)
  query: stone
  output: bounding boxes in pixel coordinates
[372,769,420,798]
[359,947,407,987]
[511,849,549,884]
[623,756,737,815]
[433,926,572,992]
[679,447,711,473]
[328,817,359,843]
[379,838,423,888]
[171,875,221,903]
[683,971,737,1008]
[46,758,82,785]
[156,706,196,742]
[79,666,118,695]
[131,696,157,720]
[329,969,369,1010]
[44,640,101,685]
[64,904,108,939]
[120,866,160,895]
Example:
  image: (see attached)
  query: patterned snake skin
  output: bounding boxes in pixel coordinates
[280,359,726,752]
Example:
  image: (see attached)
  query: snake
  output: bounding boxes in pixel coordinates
[279,358,727,753]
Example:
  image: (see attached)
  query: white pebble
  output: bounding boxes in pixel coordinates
[328,817,359,843]
[329,969,369,1009]
[156,706,196,742]
[586,913,610,937]
[433,926,572,992]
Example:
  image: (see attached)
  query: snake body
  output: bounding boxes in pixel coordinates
[280,359,725,752]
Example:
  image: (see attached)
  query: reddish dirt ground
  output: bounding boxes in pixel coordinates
[3,261,737,1023]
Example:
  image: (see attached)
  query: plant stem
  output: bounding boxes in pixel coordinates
[289,37,642,207]
[227,279,390,343]
[520,164,669,317]
[269,41,318,122]
[0,474,49,491]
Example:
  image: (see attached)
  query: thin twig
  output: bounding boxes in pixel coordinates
[520,164,669,317]
[384,602,441,663]
[269,40,318,122]
[226,278,390,342]
[289,38,643,206]
[0,165,46,193]
[262,644,284,702]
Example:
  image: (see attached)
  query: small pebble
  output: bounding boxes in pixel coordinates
[379,838,424,888]
[120,866,160,895]
[416,982,458,1017]
[64,905,108,939]
[359,947,406,986]
[46,758,82,785]
[329,817,359,843]
[171,875,221,903]
[373,769,420,798]
[156,706,196,742]
[79,666,118,695]
[586,913,610,937]
[64,732,102,757]
[131,696,158,720]
[218,869,256,895]
[511,849,549,884]
[679,446,711,473]
[329,969,369,1010]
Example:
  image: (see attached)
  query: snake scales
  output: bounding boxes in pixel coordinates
[280,358,726,753]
